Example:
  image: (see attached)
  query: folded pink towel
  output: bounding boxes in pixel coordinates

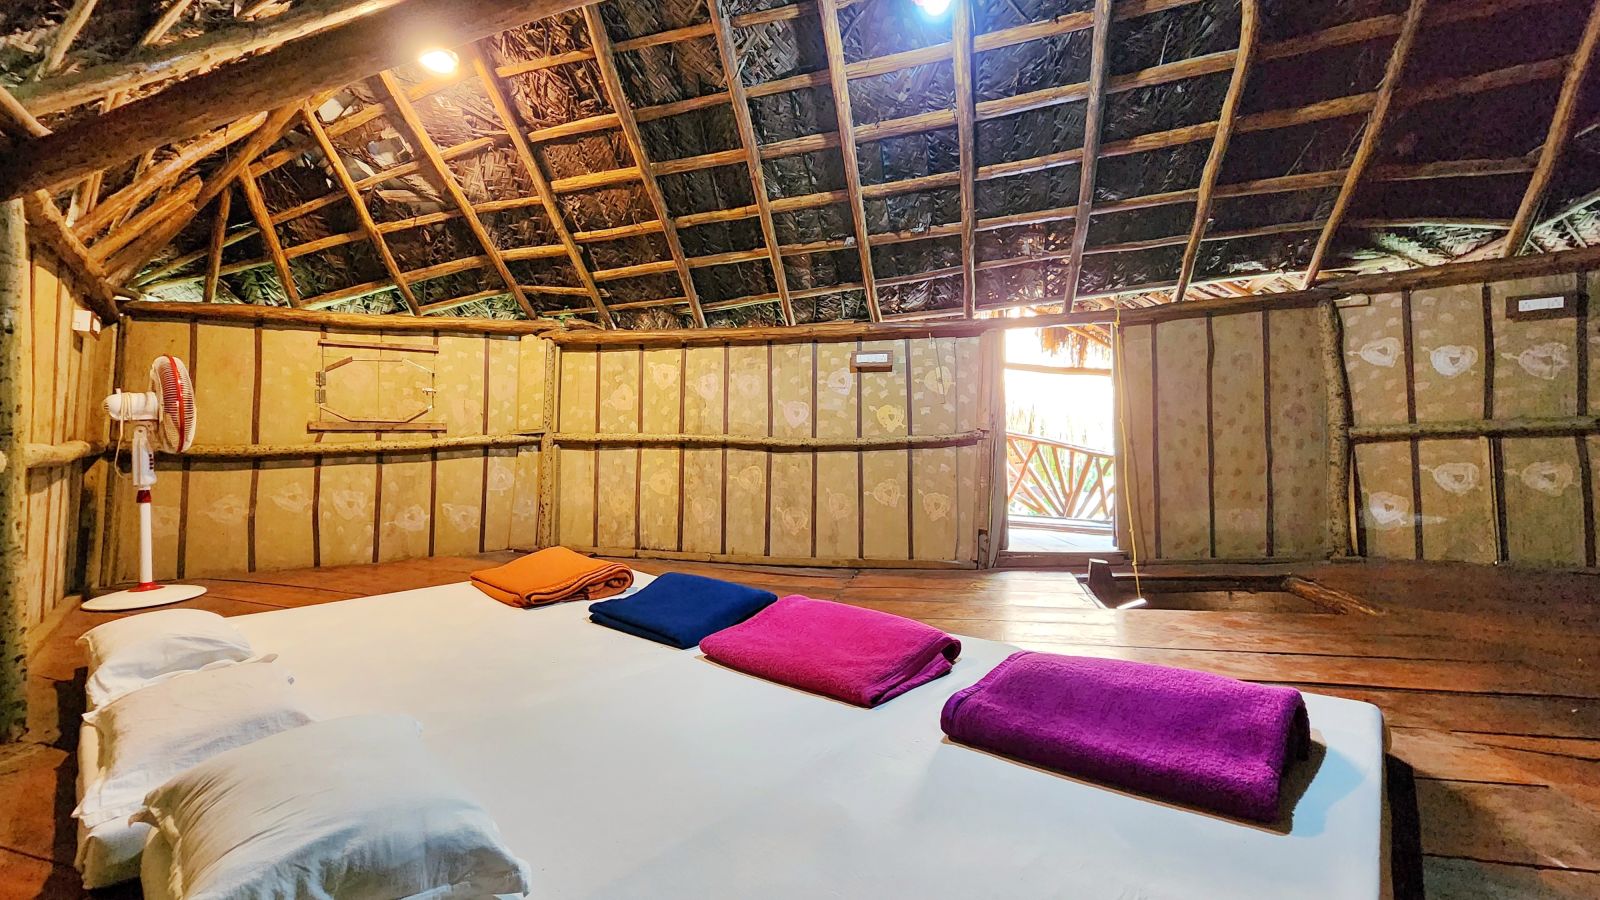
[698,595,960,707]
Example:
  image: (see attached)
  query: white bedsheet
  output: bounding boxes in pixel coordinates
[128,577,1384,898]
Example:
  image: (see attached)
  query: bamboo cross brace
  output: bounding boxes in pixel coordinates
[300,106,422,314]
[1060,0,1115,312]
[374,70,537,318]
[1502,0,1600,256]
[1302,0,1429,288]
[952,0,979,319]
[707,0,797,325]
[583,5,707,327]
[238,169,302,307]
[1170,0,1259,303]
[467,45,614,327]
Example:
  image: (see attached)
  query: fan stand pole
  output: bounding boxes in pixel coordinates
[82,426,208,613]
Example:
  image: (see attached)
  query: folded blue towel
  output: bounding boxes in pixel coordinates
[588,573,777,649]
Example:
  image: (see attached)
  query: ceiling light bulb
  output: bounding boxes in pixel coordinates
[913,0,953,16]
[418,48,459,75]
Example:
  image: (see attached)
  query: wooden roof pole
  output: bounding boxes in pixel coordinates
[953,0,979,319]
[816,0,882,321]
[1502,0,1600,256]
[102,104,300,287]
[238,170,303,307]
[1060,0,1115,312]
[583,7,708,327]
[300,107,422,314]
[0,85,50,138]
[1302,0,1429,288]
[375,71,537,319]
[1170,0,1259,303]
[707,0,797,326]
[20,192,120,321]
[203,186,232,303]
[467,45,615,328]
[35,0,102,78]
[1,0,594,200]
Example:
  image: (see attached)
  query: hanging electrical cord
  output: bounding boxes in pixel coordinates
[1111,307,1145,604]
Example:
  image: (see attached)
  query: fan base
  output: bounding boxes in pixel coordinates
[82,584,208,612]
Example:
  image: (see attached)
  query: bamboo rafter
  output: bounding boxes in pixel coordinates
[374,70,536,318]
[1060,0,1115,312]
[584,5,707,327]
[1170,0,1259,303]
[707,0,795,326]
[816,0,882,321]
[1303,0,1429,289]
[468,43,615,327]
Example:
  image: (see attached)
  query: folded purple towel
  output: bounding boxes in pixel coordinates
[699,595,960,707]
[941,651,1309,823]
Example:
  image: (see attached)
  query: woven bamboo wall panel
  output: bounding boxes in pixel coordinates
[17,251,116,642]
[110,319,549,582]
[1343,270,1596,568]
[553,336,990,566]
[1117,305,1330,562]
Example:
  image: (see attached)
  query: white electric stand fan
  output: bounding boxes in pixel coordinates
[83,356,208,612]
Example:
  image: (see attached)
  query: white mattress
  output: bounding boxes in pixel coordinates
[98,576,1387,898]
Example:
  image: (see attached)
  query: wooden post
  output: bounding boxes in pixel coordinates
[1060,0,1114,312]
[1171,0,1258,303]
[0,199,31,741]
[815,0,883,321]
[1319,297,1353,557]
[583,7,708,326]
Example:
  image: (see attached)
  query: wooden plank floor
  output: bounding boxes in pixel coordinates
[3,555,1598,898]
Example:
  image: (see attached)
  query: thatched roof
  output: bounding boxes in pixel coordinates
[3,0,1597,331]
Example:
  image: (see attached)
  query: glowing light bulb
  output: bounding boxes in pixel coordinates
[418,48,459,75]
[913,0,953,16]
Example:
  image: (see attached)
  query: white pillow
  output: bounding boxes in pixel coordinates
[75,658,311,828]
[79,609,254,707]
[135,714,532,900]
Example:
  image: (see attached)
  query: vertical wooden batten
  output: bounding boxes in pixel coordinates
[952,0,978,319]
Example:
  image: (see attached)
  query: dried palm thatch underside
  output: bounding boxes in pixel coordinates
[5,0,1599,331]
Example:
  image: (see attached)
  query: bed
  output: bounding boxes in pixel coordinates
[83,575,1388,898]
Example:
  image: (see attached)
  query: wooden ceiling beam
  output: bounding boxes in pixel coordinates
[1303,0,1429,288]
[301,107,421,315]
[202,186,232,303]
[375,70,537,318]
[1171,0,1259,303]
[952,0,978,319]
[469,44,614,327]
[237,169,302,306]
[0,0,595,200]
[35,0,102,78]
[1502,0,1600,256]
[20,192,119,321]
[584,5,706,327]
[75,113,266,241]
[1060,0,1115,312]
[708,0,796,325]
[816,0,882,321]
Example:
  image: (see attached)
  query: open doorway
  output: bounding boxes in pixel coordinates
[1002,326,1117,558]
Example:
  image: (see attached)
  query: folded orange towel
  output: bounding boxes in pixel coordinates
[469,547,634,609]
